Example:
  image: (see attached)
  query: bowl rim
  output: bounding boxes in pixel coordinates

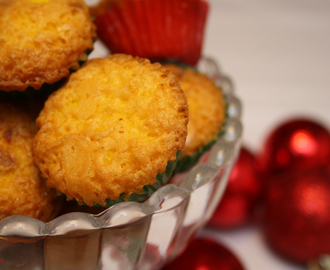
[0,56,242,238]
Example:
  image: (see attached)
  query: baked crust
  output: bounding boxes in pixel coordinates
[0,99,62,222]
[163,64,226,157]
[33,54,188,206]
[0,0,97,92]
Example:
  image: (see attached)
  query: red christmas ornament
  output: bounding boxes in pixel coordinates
[162,238,244,270]
[208,147,262,228]
[257,118,330,174]
[263,168,330,264]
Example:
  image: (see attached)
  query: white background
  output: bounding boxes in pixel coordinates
[205,0,330,153]
[200,1,330,270]
[87,1,330,269]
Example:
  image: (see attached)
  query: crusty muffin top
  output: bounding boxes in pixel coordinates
[33,54,188,206]
[0,0,96,91]
[0,99,62,222]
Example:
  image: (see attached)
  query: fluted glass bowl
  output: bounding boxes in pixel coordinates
[0,56,242,270]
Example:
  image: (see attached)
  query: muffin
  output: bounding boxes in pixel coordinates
[163,64,226,172]
[93,0,209,65]
[33,54,189,207]
[0,0,97,92]
[0,98,62,222]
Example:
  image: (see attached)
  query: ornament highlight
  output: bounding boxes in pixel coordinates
[258,119,330,174]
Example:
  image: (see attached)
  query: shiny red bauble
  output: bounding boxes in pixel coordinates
[258,118,330,174]
[208,147,262,228]
[263,168,330,263]
[162,238,244,270]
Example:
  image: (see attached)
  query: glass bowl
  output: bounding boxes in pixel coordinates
[0,56,242,270]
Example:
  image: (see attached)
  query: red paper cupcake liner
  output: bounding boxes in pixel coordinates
[95,0,209,65]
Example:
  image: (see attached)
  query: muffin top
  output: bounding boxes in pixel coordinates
[163,64,226,157]
[0,0,97,91]
[33,54,188,207]
[0,99,62,222]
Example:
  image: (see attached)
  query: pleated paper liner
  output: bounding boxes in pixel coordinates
[58,150,181,209]
[95,0,209,65]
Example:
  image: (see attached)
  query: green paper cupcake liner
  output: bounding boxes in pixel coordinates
[60,150,181,208]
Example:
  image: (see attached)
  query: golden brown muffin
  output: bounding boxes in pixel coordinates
[33,54,188,207]
[0,0,97,92]
[0,99,62,222]
[163,64,226,160]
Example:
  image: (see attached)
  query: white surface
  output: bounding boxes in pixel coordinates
[199,1,330,270]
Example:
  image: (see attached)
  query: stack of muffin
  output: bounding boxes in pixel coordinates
[0,0,225,221]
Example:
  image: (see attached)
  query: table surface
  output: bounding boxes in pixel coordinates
[200,1,330,269]
[88,1,330,269]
